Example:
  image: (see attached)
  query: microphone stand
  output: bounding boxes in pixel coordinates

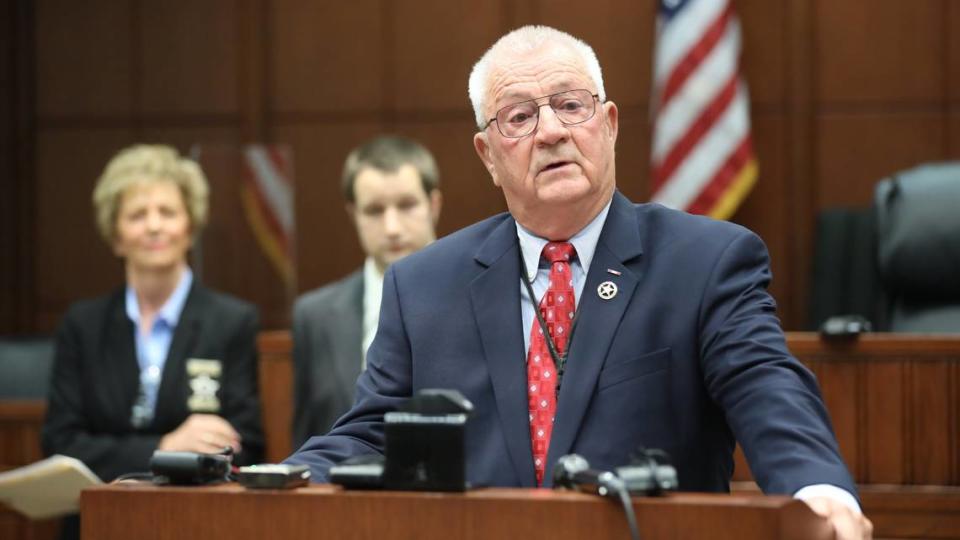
[553,455,641,540]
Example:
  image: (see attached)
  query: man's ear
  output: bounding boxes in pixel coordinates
[429,190,443,225]
[473,131,500,187]
[345,202,356,221]
[603,100,619,145]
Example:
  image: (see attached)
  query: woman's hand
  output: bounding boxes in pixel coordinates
[158,414,242,455]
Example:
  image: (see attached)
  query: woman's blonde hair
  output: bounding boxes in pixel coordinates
[92,144,209,244]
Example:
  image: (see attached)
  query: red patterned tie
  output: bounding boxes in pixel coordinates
[527,241,576,486]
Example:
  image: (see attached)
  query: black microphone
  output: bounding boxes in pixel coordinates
[149,450,231,485]
[552,454,624,498]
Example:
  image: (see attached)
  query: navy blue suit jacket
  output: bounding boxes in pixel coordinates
[287,192,855,496]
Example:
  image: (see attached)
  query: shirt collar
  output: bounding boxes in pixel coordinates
[363,257,385,289]
[125,268,194,327]
[515,199,613,281]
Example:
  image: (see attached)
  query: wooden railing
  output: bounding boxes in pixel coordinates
[0,400,59,540]
[261,330,960,485]
[4,331,960,539]
[82,484,835,540]
[734,333,960,486]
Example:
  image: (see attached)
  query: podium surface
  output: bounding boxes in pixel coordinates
[81,483,832,540]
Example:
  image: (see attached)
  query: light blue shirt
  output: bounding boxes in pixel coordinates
[516,200,612,355]
[126,268,193,427]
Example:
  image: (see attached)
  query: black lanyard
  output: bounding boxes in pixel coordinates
[521,250,580,398]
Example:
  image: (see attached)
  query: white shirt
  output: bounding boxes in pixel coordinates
[361,257,385,371]
[513,197,861,514]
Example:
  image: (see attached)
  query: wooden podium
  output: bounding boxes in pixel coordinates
[81,483,833,540]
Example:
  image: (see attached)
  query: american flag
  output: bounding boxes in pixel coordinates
[241,145,296,288]
[650,0,758,219]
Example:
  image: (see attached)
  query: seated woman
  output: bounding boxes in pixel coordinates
[42,144,264,488]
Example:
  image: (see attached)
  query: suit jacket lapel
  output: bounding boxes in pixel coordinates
[104,290,140,427]
[154,284,202,427]
[545,192,644,482]
[469,217,535,486]
[339,272,365,385]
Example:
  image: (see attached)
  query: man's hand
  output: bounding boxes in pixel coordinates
[805,496,873,540]
[158,414,242,455]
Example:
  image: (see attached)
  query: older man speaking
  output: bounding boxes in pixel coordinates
[287,25,871,539]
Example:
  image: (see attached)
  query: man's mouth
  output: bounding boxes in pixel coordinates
[541,161,573,173]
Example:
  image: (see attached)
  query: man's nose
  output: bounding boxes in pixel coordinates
[535,105,569,145]
[383,206,402,235]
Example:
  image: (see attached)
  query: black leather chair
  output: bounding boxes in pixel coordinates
[0,337,55,398]
[807,207,880,330]
[874,162,960,332]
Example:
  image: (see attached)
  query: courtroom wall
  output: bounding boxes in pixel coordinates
[1,0,958,333]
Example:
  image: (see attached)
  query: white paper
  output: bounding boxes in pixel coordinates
[0,455,102,519]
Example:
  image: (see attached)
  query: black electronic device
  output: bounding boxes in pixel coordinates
[381,388,474,492]
[329,454,385,489]
[237,464,310,489]
[819,315,872,340]
[552,454,624,498]
[148,450,231,485]
[552,454,641,540]
[615,447,678,495]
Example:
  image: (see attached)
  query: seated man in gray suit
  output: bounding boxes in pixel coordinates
[291,135,442,447]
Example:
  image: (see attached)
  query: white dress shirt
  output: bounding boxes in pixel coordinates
[361,257,385,371]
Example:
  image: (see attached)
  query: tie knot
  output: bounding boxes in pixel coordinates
[543,241,575,264]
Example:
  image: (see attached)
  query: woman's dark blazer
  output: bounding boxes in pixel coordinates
[41,282,264,481]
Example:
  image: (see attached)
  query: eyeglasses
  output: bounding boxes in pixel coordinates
[481,89,601,138]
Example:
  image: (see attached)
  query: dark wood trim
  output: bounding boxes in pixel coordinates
[734,482,960,539]
[129,0,143,138]
[83,485,831,540]
[256,329,292,356]
[238,0,266,143]
[0,0,36,334]
[788,332,960,357]
[785,0,816,329]
[0,400,46,420]
[35,113,242,129]
[0,0,15,333]
[259,329,960,360]
[733,332,960,487]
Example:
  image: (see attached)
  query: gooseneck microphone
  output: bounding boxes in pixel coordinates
[553,454,641,540]
[552,454,625,498]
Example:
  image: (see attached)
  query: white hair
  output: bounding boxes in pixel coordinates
[468,25,606,129]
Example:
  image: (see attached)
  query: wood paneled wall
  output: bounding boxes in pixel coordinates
[0,401,59,540]
[2,0,958,334]
[732,334,960,487]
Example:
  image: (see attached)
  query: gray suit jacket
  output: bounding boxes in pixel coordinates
[291,270,364,448]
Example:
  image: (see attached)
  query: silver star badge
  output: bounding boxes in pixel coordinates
[597,281,618,300]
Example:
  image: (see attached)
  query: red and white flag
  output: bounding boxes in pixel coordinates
[241,145,296,287]
[651,0,758,219]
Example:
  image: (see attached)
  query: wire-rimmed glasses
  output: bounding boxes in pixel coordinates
[481,89,601,138]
